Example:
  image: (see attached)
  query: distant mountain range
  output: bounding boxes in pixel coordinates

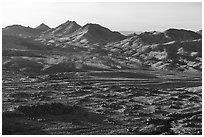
[2,20,202,73]
[119,31,142,36]
[3,21,126,45]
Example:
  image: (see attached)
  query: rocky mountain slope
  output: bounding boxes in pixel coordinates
[41,21,81,37]
[105,29,202,72]
[69,23,126,44]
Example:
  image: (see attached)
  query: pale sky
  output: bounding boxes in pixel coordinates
[2,1,202,31]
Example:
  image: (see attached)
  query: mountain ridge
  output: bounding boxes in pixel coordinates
[2,24,50,37]
[41,20,81,37]
[67,23,126,44]
[2,20,202,73]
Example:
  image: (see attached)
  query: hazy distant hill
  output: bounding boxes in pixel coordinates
[120,31,142,36]
[2,24,50,37]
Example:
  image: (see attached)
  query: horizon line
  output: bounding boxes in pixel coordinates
[2,22,202,32]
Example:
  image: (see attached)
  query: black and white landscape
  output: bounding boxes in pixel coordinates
[2,2,202,135]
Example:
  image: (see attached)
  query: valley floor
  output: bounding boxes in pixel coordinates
[2,70,202,135]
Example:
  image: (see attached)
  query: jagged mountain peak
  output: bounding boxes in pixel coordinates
[81,23,125,38]
[43,20,81,36]
[60,20,81,27]
[68,23,126,44]
[36,23,50,31]
[64,20,78,24]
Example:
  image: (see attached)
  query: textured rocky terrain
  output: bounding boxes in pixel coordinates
[105,29,202,72]
[2,21,202,135]
[2,70,202,135]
